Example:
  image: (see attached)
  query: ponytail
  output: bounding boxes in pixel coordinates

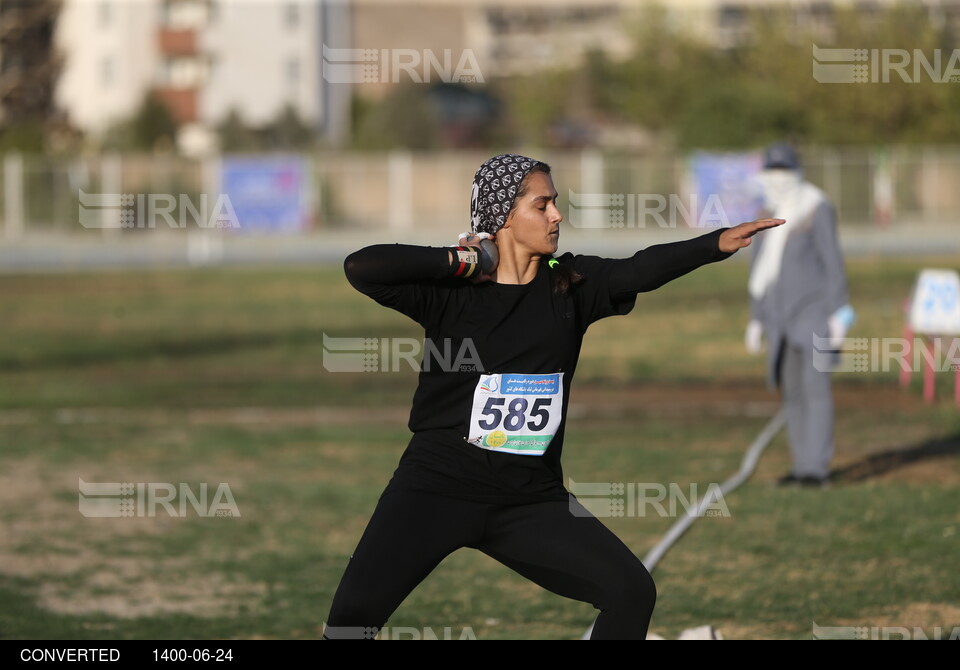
[545,256,583,295]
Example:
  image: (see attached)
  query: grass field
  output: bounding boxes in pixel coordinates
[1,253,958,640]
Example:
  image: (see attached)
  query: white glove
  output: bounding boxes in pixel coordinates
[828,305,856,349]
[457,231,492,244]
[745,320,763,355]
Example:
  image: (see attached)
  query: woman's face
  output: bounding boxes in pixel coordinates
[501,171,563,256]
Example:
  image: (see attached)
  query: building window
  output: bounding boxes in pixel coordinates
[100,1,113,27]
[161,0,208,29]
[160,57,208,89]
[717,3,750,48]
[287,57,300,88]
[102,56,115,87]
[285,2,300,29]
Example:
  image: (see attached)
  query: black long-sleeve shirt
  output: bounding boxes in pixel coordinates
[344,229,733,503]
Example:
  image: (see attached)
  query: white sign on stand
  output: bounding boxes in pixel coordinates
[909,269,960,335]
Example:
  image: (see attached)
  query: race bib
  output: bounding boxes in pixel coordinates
[467,373,564,456]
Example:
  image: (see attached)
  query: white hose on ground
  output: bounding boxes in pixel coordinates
[642,407,786,571]
[581,408,786,640]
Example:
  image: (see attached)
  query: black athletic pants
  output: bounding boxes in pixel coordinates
[324,488,656,640]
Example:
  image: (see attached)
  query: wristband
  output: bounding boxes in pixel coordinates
[451,246,481,278]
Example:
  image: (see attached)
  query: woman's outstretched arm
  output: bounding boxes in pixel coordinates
[608,219,784,299]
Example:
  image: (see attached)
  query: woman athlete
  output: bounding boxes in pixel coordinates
[324,154,783,640]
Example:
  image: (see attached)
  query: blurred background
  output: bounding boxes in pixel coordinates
[0,0,958,264]
[1,0,959,641]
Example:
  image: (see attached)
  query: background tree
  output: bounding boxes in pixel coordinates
[102,94,179,152]
[0,0,62,153]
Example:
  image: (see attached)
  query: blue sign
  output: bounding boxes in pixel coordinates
[221,157,310,232]
[690,152,765,228]
[501,374,560,395]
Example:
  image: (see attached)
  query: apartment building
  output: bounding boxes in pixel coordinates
[55,0,350,153]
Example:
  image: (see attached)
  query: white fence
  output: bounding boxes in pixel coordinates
[1,146,958,239]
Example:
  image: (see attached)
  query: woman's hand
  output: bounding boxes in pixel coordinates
[457,232,498,283]
[718,218,785,254]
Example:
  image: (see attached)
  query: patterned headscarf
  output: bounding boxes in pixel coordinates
[470,153,547,235]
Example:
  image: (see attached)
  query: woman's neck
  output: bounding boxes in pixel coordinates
[493,243,541,285]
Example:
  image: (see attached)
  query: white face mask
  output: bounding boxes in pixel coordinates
[756,169,802,212]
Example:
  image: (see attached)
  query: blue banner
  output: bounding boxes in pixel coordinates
[221,157,310,232]
[690,152,765,228]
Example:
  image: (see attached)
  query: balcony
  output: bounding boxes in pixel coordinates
[157,28,197,57]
